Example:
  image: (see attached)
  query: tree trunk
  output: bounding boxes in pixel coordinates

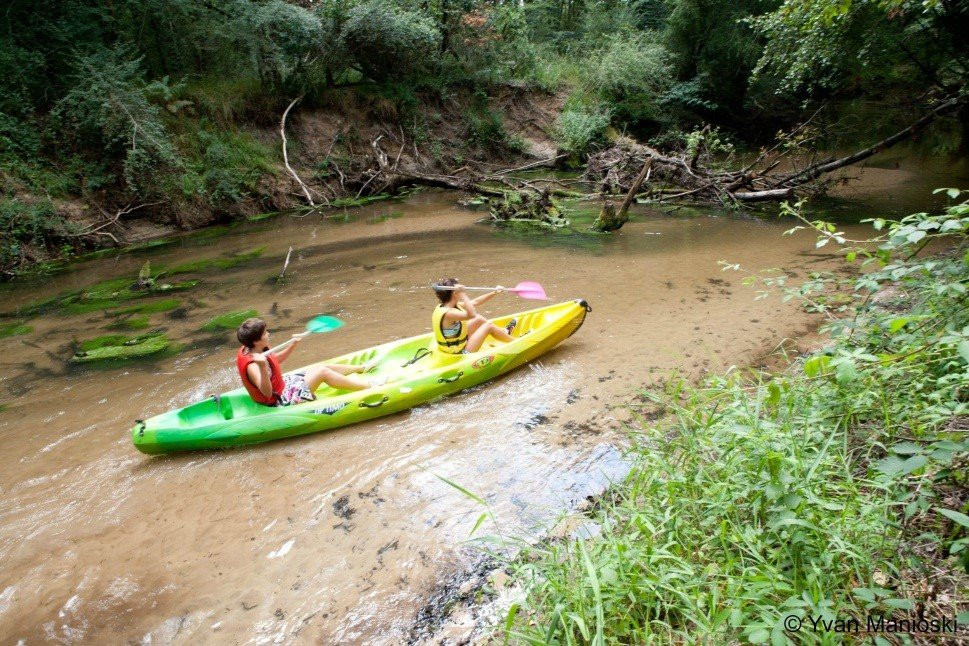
[732,188,794,201]
[781,97,962,186]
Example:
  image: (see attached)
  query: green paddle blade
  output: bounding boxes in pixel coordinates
[306,315,344,333]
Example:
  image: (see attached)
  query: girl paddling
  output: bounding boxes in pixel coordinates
[432,278,516,354]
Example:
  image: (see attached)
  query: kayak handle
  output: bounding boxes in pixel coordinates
[359,396,389,408]
[438,371,464,384]
[135,419,145,437]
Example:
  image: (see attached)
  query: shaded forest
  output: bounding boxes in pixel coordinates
[2,0,967,273]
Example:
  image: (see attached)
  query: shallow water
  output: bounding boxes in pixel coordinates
[0,155,959,643]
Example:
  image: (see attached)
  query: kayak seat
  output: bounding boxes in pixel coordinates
[178,396,232,427]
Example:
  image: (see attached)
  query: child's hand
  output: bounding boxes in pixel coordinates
[289,334,302,345]
[495,285,505,293]
[251,352,268,365]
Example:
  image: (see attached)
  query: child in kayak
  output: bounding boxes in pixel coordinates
[432,278,516,354]
[236,318,383,406]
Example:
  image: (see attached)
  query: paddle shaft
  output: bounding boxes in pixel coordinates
[267,331,311,355]
[435,285,508,292]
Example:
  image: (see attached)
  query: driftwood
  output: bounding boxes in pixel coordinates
[593,158,652,232]
[281,95,964,230]
[586,96,965,206]
[66,200,165,245]
[280,96,322,208]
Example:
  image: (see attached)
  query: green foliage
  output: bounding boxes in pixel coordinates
[555,106,611,156]
[465,102,523,153]
[0,198,76,272]
[342,1,441,81]
[506,194,969,642]
[585,35,671,129]
[750,0,966,97]
[243,0,325,92]
[663,0,776,116]
[175,125,276,205]
[53,44,178,196]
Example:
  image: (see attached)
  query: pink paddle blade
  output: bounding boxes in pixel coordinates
[509,281,548,300]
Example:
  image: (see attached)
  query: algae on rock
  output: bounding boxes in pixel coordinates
[201,309,258,332]
[71,332,171,363]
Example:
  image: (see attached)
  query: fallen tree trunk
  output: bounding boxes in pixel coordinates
[733,188,795,202]
[584,95,965,205]
[592,158,652,232]
[778,97,962,186]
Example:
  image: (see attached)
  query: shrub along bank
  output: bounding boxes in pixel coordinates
[502,194,969,643]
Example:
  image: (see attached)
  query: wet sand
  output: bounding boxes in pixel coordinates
[1,192,862,643]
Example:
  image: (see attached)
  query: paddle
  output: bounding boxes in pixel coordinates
[433,280,548,300]
[266,315,344,355]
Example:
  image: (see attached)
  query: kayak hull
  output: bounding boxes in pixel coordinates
[132,299,589,454]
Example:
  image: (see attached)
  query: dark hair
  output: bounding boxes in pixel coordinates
[433,277,458,304]
[237,318,267,347]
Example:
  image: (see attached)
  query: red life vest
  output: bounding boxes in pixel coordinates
[236,346,284,405]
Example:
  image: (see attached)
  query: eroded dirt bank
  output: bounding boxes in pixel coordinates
[39,87,565,257]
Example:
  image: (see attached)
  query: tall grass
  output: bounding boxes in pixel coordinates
[503,195,969,643]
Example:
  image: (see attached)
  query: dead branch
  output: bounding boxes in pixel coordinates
[733,188,795,202]
[280,96,317,208]
[617,158,652,220]
[495,154,566,175]
[778,97,962,187]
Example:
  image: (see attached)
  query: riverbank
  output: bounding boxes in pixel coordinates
[429,199,969,643]
[3,85,565,277]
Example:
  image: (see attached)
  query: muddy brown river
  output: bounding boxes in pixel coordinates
[0,151,965,644]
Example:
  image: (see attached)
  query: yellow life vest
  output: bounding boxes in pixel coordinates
[432,304,468,353]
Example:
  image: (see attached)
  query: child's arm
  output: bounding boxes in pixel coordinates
[274,336,301,364]
[443,304,475,323]
[470,287,504,307]
[247,358,274,398]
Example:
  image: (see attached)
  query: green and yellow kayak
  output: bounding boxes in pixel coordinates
[132,299,590,454]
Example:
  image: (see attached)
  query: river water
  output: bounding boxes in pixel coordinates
[0,151,964,643]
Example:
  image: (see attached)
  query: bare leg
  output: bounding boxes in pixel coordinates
[466,314,486,336]
[465,322,512,353]
[324,363,366,375]
[305,365,369,392]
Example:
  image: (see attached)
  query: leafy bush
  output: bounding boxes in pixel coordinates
[466,106,515,152]
[585,35,671,128]
[53,44,178,196]
[342,1,441,81]
[0,198,76,271]
[504,193,969,642]
[242,0,324,92]
[176,126,276,205]
[555,107,611,156]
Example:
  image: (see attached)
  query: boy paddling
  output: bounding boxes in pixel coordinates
[236,318,382,406]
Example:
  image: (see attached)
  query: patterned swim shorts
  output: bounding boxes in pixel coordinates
[278,373,314,406]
